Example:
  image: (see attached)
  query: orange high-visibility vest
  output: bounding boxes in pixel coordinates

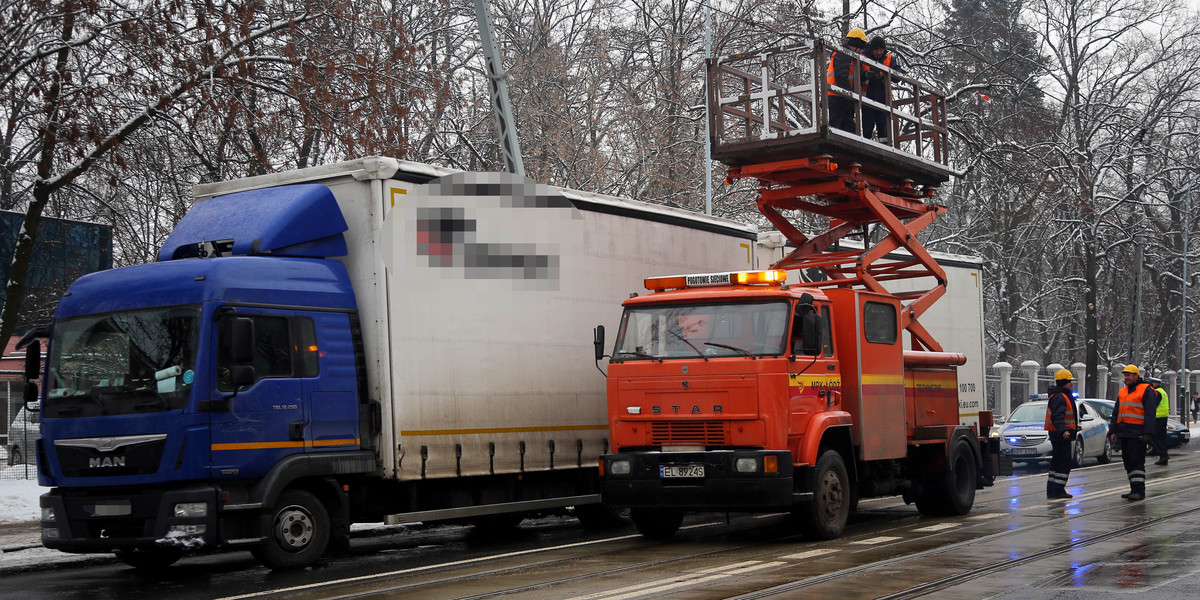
[1116,383,1151,425]
[1044,392,1077,432]
[826,55,839,96]
[862,54,894,91]
[826,52,863,96]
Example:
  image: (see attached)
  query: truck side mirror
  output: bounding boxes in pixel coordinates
[593,325,606,361]
[23,340,40,409]
[800,312,821,356]
[231,317,255,364]
[231,365,256,387]
[230,317,257,387]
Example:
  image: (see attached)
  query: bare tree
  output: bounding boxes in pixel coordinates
[0,1,324,345]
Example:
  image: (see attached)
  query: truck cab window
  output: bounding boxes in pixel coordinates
[863,301,897,344]
[821,306,834,356]
[45,306,201,417]
[217,315,293,391]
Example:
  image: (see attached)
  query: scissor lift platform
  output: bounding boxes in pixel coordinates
[708,42,952,188]
[708,42,954,351]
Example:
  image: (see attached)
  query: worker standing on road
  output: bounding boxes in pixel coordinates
[1044,369,1079,500]
[1146,378,1170,466]
[1109,365,1158,501]
[827,29,869,133]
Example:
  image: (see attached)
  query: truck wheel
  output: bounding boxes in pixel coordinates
[917,440,976,516]
[1097,437,1112,464]
[795,450,850,540]
[114,547,183,570]
[1071,438,1085,468]
[630,508,684,540]
[251,489,330,570]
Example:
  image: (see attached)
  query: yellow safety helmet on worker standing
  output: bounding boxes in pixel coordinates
[1122,364,1140,376]
[1054,369,1074,381]
[847,28,868,43]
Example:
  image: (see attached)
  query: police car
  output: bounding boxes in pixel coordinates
[999,395,1112,467]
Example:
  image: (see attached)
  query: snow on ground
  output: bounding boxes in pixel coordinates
[0,470,41,525]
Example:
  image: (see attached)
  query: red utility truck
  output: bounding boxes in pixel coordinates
[595,41,997,539]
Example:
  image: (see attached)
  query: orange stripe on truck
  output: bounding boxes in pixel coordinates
[211,439,360,451]
[399,424,608,437]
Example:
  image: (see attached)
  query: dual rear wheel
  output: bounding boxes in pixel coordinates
[915,439,976,516]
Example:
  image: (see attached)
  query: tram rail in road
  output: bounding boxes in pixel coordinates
[3,445,1198,600]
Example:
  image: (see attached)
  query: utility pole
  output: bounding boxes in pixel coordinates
[1129,240,1143,366]
[473,0,524,176]
[1182,176,1197,423]
[704,0,712,215]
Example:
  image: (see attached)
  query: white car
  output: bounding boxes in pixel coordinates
[7,403,39,466]
[999,397,1112,467]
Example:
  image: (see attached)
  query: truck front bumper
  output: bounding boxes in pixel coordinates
[40,484,219,553]
[600,450,794,510]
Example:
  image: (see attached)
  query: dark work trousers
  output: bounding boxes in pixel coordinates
[1152,417,1169,459]
[1119,436,1147,494]
[1047,436,1072,496]
[862,106,888,139]
[829,97,857,133]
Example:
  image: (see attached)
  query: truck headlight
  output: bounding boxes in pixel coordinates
[174,502,208,518]
[42,528,59,539]
[41,507,55,522]
[735,458,759,473]
[609,460,631,475]
[169,524,206,535]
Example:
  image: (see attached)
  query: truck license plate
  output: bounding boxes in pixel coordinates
[661,465,704,478]
[1012,448,1040,455]
[88,502,131,517]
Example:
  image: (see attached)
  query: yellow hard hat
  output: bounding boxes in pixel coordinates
[847,28,868,43]
[1122,364,1140,376]
[1054,369,1074,381]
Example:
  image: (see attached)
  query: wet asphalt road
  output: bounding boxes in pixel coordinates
[3,443,1200,600]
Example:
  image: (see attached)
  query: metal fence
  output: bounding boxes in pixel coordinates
[2,381,38,480]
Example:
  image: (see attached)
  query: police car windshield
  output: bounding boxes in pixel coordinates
[1008,402,1046,423]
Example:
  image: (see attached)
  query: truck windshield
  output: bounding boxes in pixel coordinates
[614,301,789,360]
[45,305,201,418]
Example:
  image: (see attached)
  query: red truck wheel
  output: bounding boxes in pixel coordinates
[917,439,976,516]
[796,449,850,539]
[631,508,684,540]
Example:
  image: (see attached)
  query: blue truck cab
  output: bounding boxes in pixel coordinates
[37,184,376,569]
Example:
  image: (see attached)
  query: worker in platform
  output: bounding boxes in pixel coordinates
[1109,365,1158,501]
[862,36,902,144]
[1044,369,1079,500]
[1146,377,1170,465]
[827,28,869,133]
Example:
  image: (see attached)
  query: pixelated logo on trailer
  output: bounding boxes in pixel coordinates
[411,173,582,286]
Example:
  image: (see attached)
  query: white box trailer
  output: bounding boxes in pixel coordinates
[190,158,764,488]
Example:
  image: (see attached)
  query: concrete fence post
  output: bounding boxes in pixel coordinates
[994,361,1013,418]
[1021,360,1041,402]
[1071,362,1087,397]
